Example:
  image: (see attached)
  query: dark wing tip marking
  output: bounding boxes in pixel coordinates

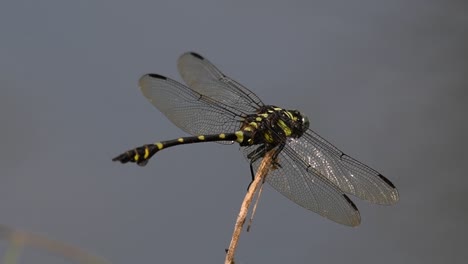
[378,174,396,189]
[147,73,167,80]
[189,52,205,60]
[343,194,359,212]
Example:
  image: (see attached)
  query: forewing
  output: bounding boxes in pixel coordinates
[139,74,244,138]
[245,144,361,226]
[177,52,264,114]
[287,130,399,205]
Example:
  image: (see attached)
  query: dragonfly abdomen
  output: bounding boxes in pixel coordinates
[112,132,252,166]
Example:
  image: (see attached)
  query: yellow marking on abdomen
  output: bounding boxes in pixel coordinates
[156,142,164,149]
[134,153,140,161]
[198,135,205,141]
[273,107,282,111]
[144,147,150,159]
[255,117,262,122]
[178,138,184,143]
[235,131,244,143]
[219,133,226,139]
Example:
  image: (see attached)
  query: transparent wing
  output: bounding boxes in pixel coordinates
[177,52,264,113]
[139,74,245,137]
[287,130,399,205]
[245,144,361,226]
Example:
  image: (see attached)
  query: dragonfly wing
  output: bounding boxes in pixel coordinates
[139,73,243,138]
[245,144,361,226]
[177,52,265,114]
[287,131,399,205]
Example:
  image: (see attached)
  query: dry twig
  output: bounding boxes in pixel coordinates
[224,150,275,264]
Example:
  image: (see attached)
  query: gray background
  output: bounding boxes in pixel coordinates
[1,0,467,263]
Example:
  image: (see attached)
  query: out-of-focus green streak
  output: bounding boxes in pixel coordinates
[3,239,22,264]
[0,224,110,264]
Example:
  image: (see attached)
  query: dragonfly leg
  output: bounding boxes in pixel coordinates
[246,143,281,190]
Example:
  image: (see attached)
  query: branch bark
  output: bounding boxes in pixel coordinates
[224,150,275,264]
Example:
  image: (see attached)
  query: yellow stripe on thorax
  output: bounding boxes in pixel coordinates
[249,122,259,128]
[284,111,294,120]
[264,131,274,143]
[277,120,292,136]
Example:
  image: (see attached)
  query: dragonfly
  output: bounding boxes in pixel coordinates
[113,52,399,226]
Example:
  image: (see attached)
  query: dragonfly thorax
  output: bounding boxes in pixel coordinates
[238,105,309,146]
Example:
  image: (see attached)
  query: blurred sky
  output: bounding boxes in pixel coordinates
[1,0,467,263]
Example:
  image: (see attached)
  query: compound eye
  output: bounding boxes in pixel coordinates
[301,115,310,131]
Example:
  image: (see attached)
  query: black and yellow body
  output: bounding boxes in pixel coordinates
[112,105,309,167]
[112,52,399,227]
[112,132,242,166]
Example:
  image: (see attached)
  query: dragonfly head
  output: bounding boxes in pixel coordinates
[301,113,310,132]
[288,110,309,137]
